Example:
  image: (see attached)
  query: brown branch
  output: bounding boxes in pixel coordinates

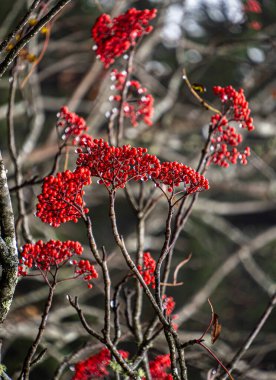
[182,69,221,115]
[101,246,111,341]
[0,0,41,55]
[112,274,132,345]
[108,191,169,327]
[19,284,56,380]
[133,208,152,380]
[133,216,145,343]
[109,191,188,379]
[68,295,140,379]
[154,203,174,309]
[164,328,181,380]
[67,295,104,343]
[0,0,72,78]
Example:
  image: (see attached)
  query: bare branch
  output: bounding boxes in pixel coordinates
[221,292,276,379]
[0,0,41,54]
[0,0,72,78]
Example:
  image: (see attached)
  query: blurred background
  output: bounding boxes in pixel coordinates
[0,0,276,379]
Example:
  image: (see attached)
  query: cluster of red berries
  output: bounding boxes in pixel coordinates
[18,240,98,288]
[74,259,98,289]
[157,161,210,194]
[208,86,254,168]
[138,252,156,288]
[213,86,254,131]
[147,354,172,380]
[18,240,83,275]
[91,8,157,68]
[36,167,91,227]
[244,0,262,14]
[75,133,94,147]
[76,138,209,194]
[73,348,129,380]
[35,138,209,229]
[162,295,175,317]
[110,70,154,126]
[73,348,172,380]
[76,138,161,189]
[57,106,88,144]
[244,0,262,30]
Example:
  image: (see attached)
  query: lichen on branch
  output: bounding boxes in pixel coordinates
[0,150,18,324]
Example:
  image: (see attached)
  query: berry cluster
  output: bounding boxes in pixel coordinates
[208,86,254,168]
[74,259,98,289]
[156,162,210,194]
[244,0,262,30]
[73,348,172,380]
[18,240,98,288]
[244,0,262,14]
[147,354,172,380]
[162,295,175,317]
[77,138,209,194]
[36,139,209,229]
[213,86,254,131]
[91,8,157,67]
[18,240,82,274]
[110,70,154,126]
[57,106,88,144]
[73,348,129,380]
[36,167,91,227]
[76,138,161,189]
[138,252,156,288]
[76,133,94,147]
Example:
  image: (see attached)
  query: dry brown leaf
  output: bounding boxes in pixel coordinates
[211,313,222,344]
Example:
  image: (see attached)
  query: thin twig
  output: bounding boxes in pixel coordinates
[221,292,276,379]
[182,69,221,114]
[0,0,72,78]
[0,0,41,54]
[68,295,140,379]
[19,284,56,380]
[7,63,33,244]
[116,47,135,145]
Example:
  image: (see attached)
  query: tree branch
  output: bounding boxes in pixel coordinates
[0,0,41,55]
[0,151,18,324]
[0,0,72,78]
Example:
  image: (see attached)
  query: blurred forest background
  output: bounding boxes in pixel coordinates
[0,0,276,379]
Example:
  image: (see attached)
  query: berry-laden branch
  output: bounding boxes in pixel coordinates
[161,73,255,294]
[91,8,157,145]
[45,124,207,378]
[17,239,98,379]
